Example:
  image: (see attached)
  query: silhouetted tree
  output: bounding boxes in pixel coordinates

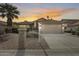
[0,3,20,27]
[47,16,49,20]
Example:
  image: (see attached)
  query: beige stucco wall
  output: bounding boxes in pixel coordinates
[40,24,62,34]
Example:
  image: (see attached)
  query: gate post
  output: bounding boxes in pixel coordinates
[18,26,27,40]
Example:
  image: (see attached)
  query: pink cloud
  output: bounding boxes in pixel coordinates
[20,8,79,18]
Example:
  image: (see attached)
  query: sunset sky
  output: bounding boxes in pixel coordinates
[1,3,79,22]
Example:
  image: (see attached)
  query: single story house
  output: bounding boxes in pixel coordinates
[33,18,79,34]
[61,19,79,32]
[34,18,62,34]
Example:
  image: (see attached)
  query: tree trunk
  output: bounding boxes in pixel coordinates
[7,18,12,33]
[7,18,12,27]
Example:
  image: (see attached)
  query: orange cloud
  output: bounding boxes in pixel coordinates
[14,8,79,22]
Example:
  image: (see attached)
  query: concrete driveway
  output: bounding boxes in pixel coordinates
[41,33,79,55]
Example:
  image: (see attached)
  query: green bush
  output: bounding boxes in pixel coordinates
[76,27,79,36]
[64,30,71,33]
[71,31,76,35]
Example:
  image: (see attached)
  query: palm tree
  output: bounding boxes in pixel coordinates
[0,3,20,27]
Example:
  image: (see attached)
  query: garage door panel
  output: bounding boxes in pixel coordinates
[40,24,62,34]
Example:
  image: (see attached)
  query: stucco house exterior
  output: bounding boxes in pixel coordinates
[34,18,62,34]
[33,18,79,34]
[61,19,79,32]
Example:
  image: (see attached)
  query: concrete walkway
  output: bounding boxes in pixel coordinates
[0,30,49,56]
[16,30,49,56]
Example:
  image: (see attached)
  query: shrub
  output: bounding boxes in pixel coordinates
[5,27,18,33]
[71,31,76,35]
[76,27,79,36]
[5,27,12,33]
[12,28,18,33]
[64,30,71,33]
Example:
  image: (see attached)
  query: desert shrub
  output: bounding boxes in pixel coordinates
[12,28,18,33]
[76,27,79,36]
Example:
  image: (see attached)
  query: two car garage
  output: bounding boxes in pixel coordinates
[39,23,62,34]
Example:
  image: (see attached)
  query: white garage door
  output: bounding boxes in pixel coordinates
[40,24,62,34]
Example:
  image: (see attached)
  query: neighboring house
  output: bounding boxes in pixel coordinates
[0,21,6,34]
[68,21,79,32]
[17,21,34,30]
[61,19,79,32]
